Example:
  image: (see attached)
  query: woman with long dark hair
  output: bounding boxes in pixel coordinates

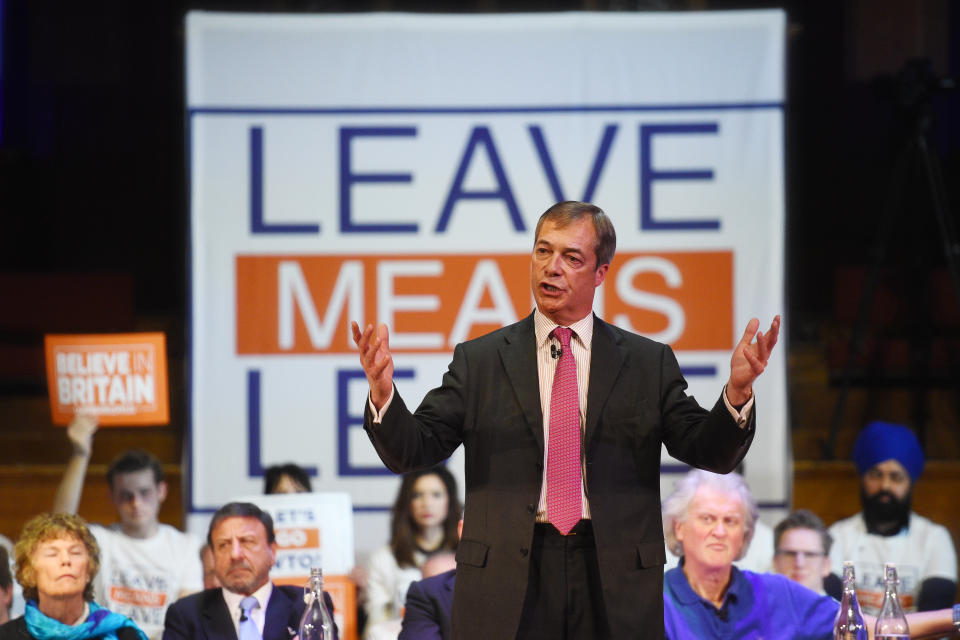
[363,466,461,636]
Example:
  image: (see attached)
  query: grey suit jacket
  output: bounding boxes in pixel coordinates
[364,313,754,640]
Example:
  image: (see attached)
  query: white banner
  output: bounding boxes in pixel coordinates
[186,10,788,562]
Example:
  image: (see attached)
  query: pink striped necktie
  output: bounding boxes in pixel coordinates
[547,327,582,535]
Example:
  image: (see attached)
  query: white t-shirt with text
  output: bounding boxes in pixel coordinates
[828,511,957,614]
[91,523,203,640]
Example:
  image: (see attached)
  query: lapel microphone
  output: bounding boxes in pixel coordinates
[240,612,248,622]
[550,343,562,359]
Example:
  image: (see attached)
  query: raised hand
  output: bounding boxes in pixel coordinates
[67,412,99,458]
[351,322,395,410]
[727,315,780,406]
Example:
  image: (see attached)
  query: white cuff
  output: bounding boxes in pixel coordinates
[368,387,395,424]
[722,386,754,428]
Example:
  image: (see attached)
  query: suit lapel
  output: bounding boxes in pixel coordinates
[202,590,240,640]
[499,313,544,452]
[264,585,297,640]
[585,316,625,446]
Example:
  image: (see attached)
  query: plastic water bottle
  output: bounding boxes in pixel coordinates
[833,561,868,639]
[874,563,909,640]
[298,567,335,640]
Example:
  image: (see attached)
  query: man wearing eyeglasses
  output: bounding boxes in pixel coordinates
[771,510,833,594]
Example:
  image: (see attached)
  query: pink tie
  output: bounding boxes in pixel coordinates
[547,327,582,535]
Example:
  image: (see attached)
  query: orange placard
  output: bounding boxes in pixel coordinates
[274,574,357,640]
[44,333,169,426]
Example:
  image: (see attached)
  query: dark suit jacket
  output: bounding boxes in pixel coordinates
[161,584,337,640]
[398,569,455,640]
[364,313,755,640]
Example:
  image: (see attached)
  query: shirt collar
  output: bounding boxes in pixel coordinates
[222,581,274,619]
[533,308,594,350]
[665,563,748,608]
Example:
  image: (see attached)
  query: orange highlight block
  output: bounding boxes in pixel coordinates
[236,251,732,354]
[605,251,733,351]
[274,527,321,550]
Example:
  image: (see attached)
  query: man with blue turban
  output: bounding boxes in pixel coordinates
[828,421,957,615]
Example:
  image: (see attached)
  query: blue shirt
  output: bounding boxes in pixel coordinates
[663,565,839,640]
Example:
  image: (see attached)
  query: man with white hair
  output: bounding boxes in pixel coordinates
[661,469,960,639]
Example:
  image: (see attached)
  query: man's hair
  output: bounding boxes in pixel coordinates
[534,201,617,268]
[14,513,100,603]
[207,502,275,547]
[264,463,313,494]
[773,509,833,555]
[0,546,11,591]
[106,448,164,488]
[662,469,758,562]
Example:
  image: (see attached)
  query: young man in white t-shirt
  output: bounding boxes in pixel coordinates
[53,414,203,639]
[828,421,957,615]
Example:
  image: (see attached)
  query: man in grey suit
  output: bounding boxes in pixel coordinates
[352,201,779,640]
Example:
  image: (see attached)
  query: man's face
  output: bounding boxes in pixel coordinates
[862,459,911,501]
[861,459,913,533]
[530,217,608,326]
[674,486,746,571]
[211,516,276,596]
[109,469,166,535]
[773,527,830,593]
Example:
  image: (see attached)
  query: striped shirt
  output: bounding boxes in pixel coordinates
[533,308,594,522]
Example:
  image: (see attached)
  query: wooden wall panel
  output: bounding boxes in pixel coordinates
[0,465,184,541]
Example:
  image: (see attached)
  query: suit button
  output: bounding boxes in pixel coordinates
[535,462,543,472]
[526,504,535,514]
[520,547,529,557]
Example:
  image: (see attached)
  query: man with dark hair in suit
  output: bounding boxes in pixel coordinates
[353,201,780,639]
[162,502,337,640]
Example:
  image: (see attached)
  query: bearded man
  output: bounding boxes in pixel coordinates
[828,421,957,614]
